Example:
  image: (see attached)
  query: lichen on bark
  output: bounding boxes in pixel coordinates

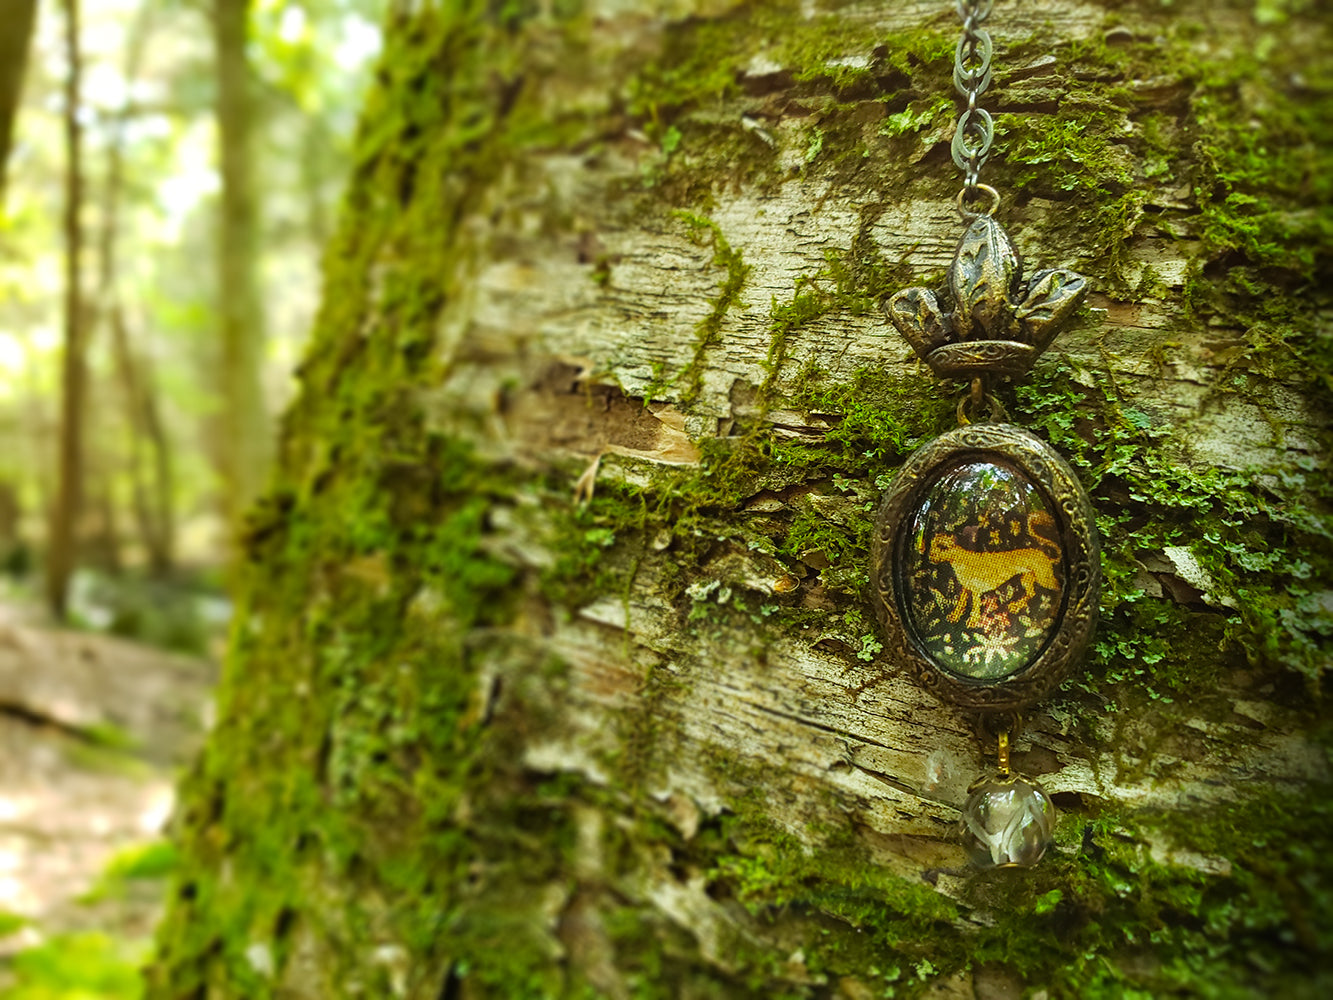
[148,1,1332,998]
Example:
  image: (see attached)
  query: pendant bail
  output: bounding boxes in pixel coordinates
[955,382,1004,425]
[955,182,1000,220]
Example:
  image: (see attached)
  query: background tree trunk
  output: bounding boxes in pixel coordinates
[213,0,271,534]
[46,0,86,619]
[110,302,176,575]
[102,3,176,576]
[0,0,38,202]
[149,2,1332,997]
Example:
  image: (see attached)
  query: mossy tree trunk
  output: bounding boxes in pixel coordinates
[148,1,1332,997]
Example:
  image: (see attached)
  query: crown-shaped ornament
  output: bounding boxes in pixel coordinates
[884,214,1088,380]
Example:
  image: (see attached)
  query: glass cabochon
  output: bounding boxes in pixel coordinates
[900,460,1066,681]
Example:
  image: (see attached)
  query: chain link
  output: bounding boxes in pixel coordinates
[951,0,996,197]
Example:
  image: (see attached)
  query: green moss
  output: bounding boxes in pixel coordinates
[761,211,923,407]
[1004,107,1135,194]
[1188,42,1332,276]
[622,13,959,205]
[674,211,751,404]
[609,750,1333,999]
[80,841,179,905]
[1013,358,1333,695]
[149,6,556,992]
[878,97,951,139]
[705,776,1333,998]
[628,10,942,119]
[626,17,748,119]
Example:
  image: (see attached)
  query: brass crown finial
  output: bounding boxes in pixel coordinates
[884,215,1088,380]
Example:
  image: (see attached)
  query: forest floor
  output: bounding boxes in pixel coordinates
[0,596,216,996]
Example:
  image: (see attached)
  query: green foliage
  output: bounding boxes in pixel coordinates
[0,0,386,595]
[81,841,179,904]
[6,932,149,1000]
[104,840,179,881]
[66,571,221,656]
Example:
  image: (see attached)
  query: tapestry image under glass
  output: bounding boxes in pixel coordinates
[900,460,1066,680]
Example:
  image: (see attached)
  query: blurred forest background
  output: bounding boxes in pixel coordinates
[0,0,380,645]
[0,0,379,991]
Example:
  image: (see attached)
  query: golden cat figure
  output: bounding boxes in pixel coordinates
[928,532,1060,629]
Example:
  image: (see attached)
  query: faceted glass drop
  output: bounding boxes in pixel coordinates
[901,460,1065,680]
[960,773,1057,868]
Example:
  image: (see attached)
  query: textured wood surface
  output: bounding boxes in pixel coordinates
[422,0,1325,849]
[150,1,1333,995]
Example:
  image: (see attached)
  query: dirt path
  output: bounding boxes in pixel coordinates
[0,604,215,973]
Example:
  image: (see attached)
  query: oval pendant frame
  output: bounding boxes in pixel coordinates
[871,423,1100,713]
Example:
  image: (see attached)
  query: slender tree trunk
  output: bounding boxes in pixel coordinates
[84,462,123,573]
[46,0,85,619]
[110,305,175,574]
[0,0,38,202]
[100,5,175,576]
[150,3,1333,997]
[213,0,270,535]
[22,340,54,552]
[143,363,175,575]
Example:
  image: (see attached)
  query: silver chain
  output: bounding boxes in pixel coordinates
[950,0,996,194]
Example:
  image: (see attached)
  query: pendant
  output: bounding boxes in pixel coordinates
[871,422,1099,712]
[872,198,1099,867]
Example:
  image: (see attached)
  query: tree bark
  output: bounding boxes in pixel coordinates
[149,2,1333,997]
[213,0,271,535]
[46,0,86,619]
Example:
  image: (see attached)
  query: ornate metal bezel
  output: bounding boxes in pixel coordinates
[870,423,1100,713]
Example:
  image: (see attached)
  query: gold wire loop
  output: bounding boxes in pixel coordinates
[956,389,1005,425]
[997,730,1011,776]
[956,183,1001,220]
